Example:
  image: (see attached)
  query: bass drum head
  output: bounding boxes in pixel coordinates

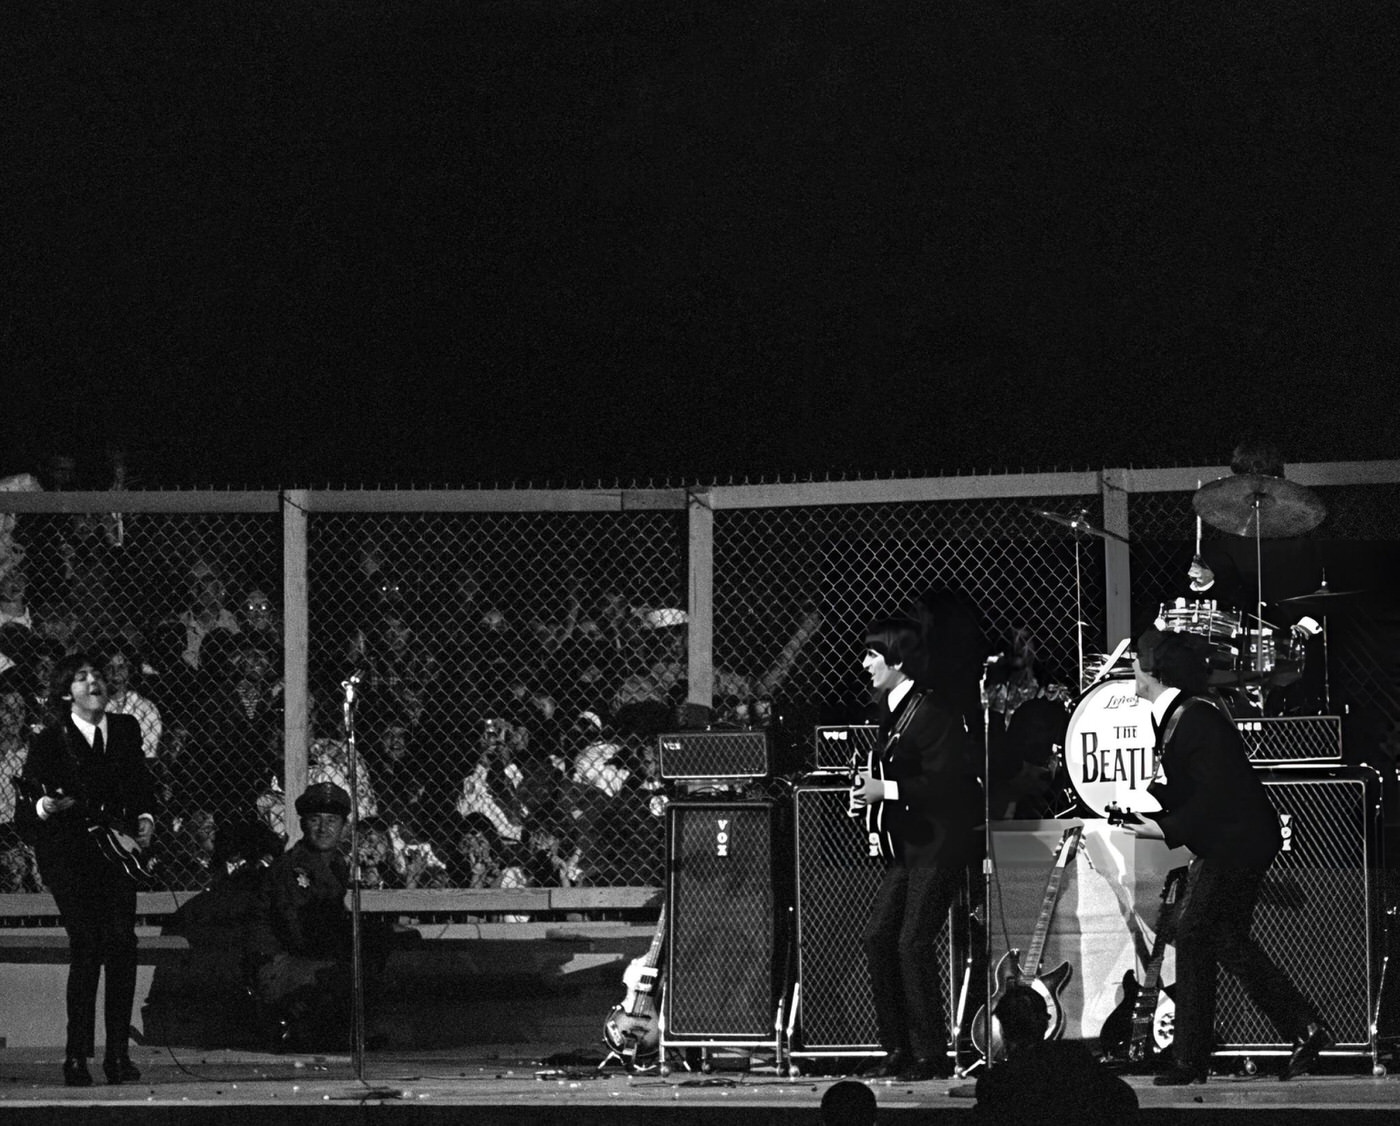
[1061,675,1162,819]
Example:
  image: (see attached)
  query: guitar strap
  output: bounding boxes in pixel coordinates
[1151,695,1218,783]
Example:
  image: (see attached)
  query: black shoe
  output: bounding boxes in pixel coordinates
[1153,1065,1208,1086]
[63,1057,94,1088]
[102,1054,141,1085]
[856,1050,908,1079]
[1283,1022,1333,1080]
[896,1056,952,1082]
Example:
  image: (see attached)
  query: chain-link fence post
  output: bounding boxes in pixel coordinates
[282,489,310,844]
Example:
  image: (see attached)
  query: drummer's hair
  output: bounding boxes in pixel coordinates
[1230,439,1285,478]
[1147,633,1212,695]
[863,616,922,670]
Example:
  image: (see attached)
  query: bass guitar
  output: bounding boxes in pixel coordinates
[15,778,153,883]
[1099,864,1186,1066]
[603,902,667,1067]
[971,825,1082,1061]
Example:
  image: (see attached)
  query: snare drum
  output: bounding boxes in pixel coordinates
[1158,598,1241,671]
[1061,675,1161,819]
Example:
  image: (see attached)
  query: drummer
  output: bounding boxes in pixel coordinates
[1184,439,1325,713]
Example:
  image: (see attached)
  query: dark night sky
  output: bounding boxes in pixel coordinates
[3,0,1398,488]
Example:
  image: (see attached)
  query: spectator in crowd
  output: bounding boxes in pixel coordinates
[455,717,533,846]
[0,564,34,631]
[174,558,240,670]
[100,639,162,759]
[154,808,219,889]
[189,636,283,822]
[521,819,583,888]
[0,649,40,889]
[236,586,282,652]
[591,734,667,886]
[368,718,432,833]
[448,812,508,889]
[972,982,1137,1124]
[822,1080,879,1126]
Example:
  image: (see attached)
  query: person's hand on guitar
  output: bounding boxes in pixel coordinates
[38,793,77,818]
[850,770,885,807]
[1106,802,1166,841]
[135,815,156,853]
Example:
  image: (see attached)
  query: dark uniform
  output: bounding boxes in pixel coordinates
[247,783,356,1038]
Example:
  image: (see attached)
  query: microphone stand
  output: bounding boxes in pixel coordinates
[341,670,366,1081]
[976,655,1000,1071]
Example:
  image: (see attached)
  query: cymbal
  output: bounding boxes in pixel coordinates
[1192,474,1327,538]
[1279,585,1367,608]
[1027,508,1129,544]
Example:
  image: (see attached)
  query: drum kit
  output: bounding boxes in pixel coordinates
[1031,473,1361,818]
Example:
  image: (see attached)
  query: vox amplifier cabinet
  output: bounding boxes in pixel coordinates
[1235,716,1342,765]
[663,801,783,1049]
[1212,767,1381,1055]
[657,730,770,780]
[790,783,958,1057]
[812,724,880,774]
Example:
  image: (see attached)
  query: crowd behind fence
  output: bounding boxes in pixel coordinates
[2,463,1398,907]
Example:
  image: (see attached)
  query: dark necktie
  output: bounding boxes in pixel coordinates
[92,725,105,757]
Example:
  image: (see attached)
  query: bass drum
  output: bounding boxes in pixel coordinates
[1061,675,1162,819]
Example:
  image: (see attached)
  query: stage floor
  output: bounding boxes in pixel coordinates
[2,1043,1400,1124]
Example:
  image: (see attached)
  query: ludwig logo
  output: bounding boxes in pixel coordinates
[1280,812,1293,852]
[716,819,730,857]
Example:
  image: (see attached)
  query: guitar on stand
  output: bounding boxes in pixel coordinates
[1098,864,1186,1067]
[602,903,667,1070]
[971,825,1082,1062]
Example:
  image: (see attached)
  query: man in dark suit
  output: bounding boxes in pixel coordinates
[16,652,156,1087]
[1125,628,1331,1085]
[850,616,982,1081]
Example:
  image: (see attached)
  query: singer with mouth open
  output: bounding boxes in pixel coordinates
[849,615,983,1081]
[15,653,156,1088]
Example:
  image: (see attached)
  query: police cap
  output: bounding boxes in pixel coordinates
[295,782,351,818]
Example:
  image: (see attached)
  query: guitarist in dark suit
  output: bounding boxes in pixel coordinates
[1124,628,1332,1086]
[15,652,156,1087]
[850,615,982,1081]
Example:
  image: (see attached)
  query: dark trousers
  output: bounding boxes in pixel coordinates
[1173,856,1317,1069]
[42,852,138,1059]
[862,863,961,1058]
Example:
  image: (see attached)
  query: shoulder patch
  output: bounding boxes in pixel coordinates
[293,868,311,889]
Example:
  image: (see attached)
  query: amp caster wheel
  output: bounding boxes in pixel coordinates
[1373,1063,1387,1078]
[1238,1057,1257,1077]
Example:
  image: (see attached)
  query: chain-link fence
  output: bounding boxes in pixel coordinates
[2,465,1399,907]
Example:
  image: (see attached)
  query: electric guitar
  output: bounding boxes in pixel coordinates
[603,903,667,1066]
[971,825,1082,1061]
[15,778,153,883]
[1098,865,1186,1065]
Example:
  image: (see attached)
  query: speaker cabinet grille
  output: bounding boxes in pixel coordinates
[1213,768,1380,1052]
[665,802,780,1041]
[792,784,956,1053]
[1235,716,1343,765]
[812,725,880,774]
[658,731,770,780]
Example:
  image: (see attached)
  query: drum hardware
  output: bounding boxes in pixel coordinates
[1277,572,1362,713]
[1028,507,1127,690]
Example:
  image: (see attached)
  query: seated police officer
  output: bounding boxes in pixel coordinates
[248,782,367,1050]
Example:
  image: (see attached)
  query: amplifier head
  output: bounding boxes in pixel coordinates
[812,724,880,773]
[658,730,771,780]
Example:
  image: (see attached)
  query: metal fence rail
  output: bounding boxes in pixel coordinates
[2,462,1397,908]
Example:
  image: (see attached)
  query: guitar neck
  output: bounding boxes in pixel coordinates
[1022,829,1079,975]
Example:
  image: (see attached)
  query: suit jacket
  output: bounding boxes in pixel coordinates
[15,712,154,872]
[1147,694,1281,868]
[871,687,982,867]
